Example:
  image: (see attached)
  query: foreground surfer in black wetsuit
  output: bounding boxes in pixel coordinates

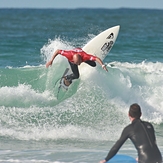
[99,103,162,163]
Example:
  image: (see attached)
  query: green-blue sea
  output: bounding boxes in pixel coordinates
[0,8,163,163]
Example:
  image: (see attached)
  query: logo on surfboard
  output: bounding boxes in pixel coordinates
[101,32,114,53]
[107,33,114,39]
[101,41,113,52]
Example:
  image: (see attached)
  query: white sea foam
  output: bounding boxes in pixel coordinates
[0,38,163,142]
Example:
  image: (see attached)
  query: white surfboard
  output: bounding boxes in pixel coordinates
[82,25,120,61]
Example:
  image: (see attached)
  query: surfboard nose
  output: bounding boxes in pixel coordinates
[82,25,120,60]
[113,25,120,32]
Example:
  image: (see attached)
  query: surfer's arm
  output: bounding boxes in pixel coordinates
[104,128,129,162]
[46,49,60,68]
[95,57,108,72]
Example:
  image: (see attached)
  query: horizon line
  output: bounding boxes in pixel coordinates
[0,7,163,11]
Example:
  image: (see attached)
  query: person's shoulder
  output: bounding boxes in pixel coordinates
[141,120,154,128]
[119,124,133,138]
[58,49,64,54]
[141,120,151,124]
[123,123,132,132]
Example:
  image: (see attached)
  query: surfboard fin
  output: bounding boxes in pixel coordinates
[54,68,70,99]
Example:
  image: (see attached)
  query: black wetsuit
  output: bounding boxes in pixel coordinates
[105,119,162,163]
[66,61,96,82]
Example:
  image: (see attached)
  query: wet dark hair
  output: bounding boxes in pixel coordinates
[129,103,141,119]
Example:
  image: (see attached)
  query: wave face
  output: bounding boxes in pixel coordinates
[0,38,163,142]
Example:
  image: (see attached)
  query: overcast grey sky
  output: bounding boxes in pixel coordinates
[0,0,163,9]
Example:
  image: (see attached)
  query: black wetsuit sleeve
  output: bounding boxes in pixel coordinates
[105,126,130,161]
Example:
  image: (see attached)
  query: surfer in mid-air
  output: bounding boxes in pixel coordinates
[46,48,108,86]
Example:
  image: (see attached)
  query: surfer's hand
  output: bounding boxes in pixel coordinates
[102,64,108,72]
[99,160,106,163]
[46,60,52,68]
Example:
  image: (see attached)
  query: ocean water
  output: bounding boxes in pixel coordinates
[0,8,163,163]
